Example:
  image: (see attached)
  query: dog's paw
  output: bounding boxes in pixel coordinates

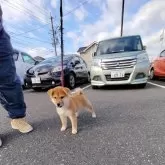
[75,112,79,117]
[61,127,67,132]
[92,112,96,118]
[72,130,77,134]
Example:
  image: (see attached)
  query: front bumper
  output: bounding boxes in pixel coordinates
[91,61,150,86]
[25,71,65,88]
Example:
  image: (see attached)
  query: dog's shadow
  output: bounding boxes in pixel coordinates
[32,114,100,134]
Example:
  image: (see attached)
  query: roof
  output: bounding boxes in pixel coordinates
[77,47,87,53]
[77,41,97,53]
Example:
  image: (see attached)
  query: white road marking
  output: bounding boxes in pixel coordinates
[147,82,165,89]
[82,84,91,90]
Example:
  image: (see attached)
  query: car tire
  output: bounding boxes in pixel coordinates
[68,73,76,89]
[150,69,157,80]
[87,72,91,83]
[138,83,147,88]
[92,85,98,89]
[32,87,42,92]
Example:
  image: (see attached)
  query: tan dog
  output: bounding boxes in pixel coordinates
[47,86,96,134]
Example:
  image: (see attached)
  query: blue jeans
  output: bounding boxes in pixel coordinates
[0,28,26,119]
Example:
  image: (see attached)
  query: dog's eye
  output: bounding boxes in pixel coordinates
[54,97,56,99]
[61,96,64,99]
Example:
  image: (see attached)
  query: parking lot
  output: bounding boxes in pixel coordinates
[0,80,165,165]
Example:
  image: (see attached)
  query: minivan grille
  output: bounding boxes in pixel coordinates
[101,58,137,70]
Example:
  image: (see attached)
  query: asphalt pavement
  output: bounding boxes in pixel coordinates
[0,81,165,165]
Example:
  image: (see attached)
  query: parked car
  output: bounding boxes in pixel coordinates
[90,35,150,89]
[149,50,165,80]
[33,56,45,63]
[13,49,39,87]
[25,54,90,91]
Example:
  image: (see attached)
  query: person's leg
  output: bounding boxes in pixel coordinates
[0,77,26,118]
[0,56,33,133]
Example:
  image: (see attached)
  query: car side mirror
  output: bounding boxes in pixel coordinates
[75,60,80,65]
[35,61,40,65]
[93,52,96,57]
[143,46,146,50]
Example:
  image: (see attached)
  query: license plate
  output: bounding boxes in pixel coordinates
[31,77,41,84]
[111,71,125,78]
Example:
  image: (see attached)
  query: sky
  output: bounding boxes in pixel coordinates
[1,0,165,61]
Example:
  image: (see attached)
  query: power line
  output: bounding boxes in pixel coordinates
[14,1,48,20]
[13,35,51,44]
[4,1,48,23]
[29,1,49,16]
[4,1,44,23]
[64,0,90,16]
[12,39,34,46]
[10,23,50,37]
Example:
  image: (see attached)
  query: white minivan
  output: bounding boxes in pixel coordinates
[13,49,38,87]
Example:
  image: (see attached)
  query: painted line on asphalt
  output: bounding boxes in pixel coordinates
[148,82,165,89]
[82,84,91,90]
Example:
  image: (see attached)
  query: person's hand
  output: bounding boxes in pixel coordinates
[0,5,2,17]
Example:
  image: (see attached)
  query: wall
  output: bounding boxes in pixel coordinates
[80,44,97,70]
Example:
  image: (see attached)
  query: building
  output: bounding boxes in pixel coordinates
[77,41,97,70]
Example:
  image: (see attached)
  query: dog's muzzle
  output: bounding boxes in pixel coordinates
[57,103,63,108]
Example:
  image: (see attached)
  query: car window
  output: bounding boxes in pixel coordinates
[79,57,87,67]
[96,36,143,56]
[21,52,35,65]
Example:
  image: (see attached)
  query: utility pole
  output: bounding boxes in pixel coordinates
[120,0,125,37]
[50,13,57,56]
[60,0,64,86]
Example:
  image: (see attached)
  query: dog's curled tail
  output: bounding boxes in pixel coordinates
[72,88,83,95]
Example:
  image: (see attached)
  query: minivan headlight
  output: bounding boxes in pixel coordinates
[92,59,101,67]
[137,54,148,63]
[52,65,66,72]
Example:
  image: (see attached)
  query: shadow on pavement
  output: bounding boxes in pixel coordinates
[93,83,153,91]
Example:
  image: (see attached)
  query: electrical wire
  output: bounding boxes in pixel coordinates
[4,1,48,23]
[64,0,90,16]
[29,1,49,16]
[10,23,50,37]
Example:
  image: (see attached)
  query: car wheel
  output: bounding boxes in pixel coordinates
[87,72,91,82]
[92,85,98,89]
[68,73,76,89]
[138,83,147,88]
[32,87,42,92]
[150,69,157,80]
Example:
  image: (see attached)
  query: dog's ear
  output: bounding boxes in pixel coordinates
[63,87,71,95]
[47,88,54,97]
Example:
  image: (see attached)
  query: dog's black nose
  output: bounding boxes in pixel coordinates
[57,103,60,107]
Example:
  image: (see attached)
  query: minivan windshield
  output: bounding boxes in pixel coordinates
[96,36,143,56]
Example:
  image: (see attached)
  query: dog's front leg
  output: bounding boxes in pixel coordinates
[59,115,67,131]
[68,114,77,134]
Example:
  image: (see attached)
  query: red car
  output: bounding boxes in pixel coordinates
[150,50,165,79]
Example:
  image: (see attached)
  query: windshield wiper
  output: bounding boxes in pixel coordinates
[109,50,124,54]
